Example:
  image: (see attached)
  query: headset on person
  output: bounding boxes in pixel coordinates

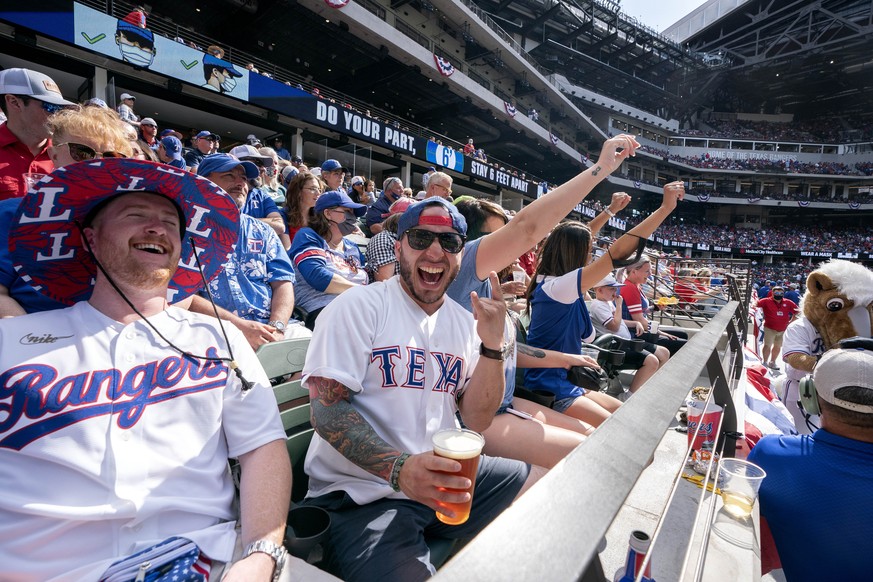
[798,337,873,422]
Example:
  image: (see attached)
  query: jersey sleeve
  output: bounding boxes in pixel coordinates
[589,298,614,330]
[221,326,286,458]
[258,222,295,283]
[540,269,583,304]
[301,286,381,395]
[620,283,644,314]
[289,228,334,292]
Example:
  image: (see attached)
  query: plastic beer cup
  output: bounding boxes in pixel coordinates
[432,428,484,525]
[719,458,767,519]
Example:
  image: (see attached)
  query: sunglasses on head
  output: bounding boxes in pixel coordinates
[56,142,124,162]
[405,229,465,254]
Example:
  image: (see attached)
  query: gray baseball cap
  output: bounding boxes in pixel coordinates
[0,68,74,106]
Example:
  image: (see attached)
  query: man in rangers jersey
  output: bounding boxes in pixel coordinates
[301,197,532,582]
[781,315,824,433]
[0,159,334,581]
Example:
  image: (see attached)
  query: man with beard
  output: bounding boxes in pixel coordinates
[300,197,533,582]
[365,176,404,235]
[0,158,336,580]
[192,153,309,349]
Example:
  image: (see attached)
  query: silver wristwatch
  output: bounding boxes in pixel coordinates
[243,539,287,582]
[268,320,286,332]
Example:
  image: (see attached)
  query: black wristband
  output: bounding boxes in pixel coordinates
[480,343,505,361]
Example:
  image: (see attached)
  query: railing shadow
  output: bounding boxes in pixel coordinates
[433,302,744,581]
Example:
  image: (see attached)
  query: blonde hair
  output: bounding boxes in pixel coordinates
[47,106,133,157]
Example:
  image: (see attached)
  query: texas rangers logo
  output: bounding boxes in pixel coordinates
[0,349,229,450]
[371,346,465,396]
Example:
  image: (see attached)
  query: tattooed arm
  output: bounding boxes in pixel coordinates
[309,374,476,519]
[473,135,640,280]
[516,343,600,370]
[308,375,400,482]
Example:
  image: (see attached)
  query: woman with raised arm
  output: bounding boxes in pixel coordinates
[446,135,646,469]
[523,182,685,427]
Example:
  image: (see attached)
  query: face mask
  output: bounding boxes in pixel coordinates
[221,76,237,92]
[773,293,783,300]
[119,44,155,67]
[265,166,277,178]
[334,216,358,236]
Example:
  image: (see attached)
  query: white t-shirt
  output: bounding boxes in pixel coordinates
[302,277,480,504]
[589,297,631,340]
[0,302,284,581]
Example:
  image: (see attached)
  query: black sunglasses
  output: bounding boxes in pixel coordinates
[56,142,125,162]
[405,229,465,254]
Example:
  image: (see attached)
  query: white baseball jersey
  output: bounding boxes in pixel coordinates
[302,276,480,505]
[781,316,824,433]
[589,297,631,339]
[0,302,284,581]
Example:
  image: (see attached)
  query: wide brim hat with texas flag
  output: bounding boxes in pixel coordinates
[10,158,240,305]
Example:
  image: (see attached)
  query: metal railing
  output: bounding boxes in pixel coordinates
[434,302,746,581]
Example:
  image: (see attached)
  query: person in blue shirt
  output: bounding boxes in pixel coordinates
[194,154,309,347]
[365,176,405,235]
[289,190,368,329]
[784,282,801,305]
[749,342,873,582]
[524,182,684,427]
[272,137,291,161]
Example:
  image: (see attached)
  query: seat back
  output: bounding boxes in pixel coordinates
[256,338,314,503]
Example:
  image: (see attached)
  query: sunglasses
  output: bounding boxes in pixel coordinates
[18,95,69,114]
[56,142,125,162]
[405,229,465,254]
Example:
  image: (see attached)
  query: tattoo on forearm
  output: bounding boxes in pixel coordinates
[591,165,602,176]
[518,343,546,358]
[309,376,401,482]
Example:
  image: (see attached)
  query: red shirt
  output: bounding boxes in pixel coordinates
[757,297,798,332]
[518,250,536,276]
[0,123,55,200]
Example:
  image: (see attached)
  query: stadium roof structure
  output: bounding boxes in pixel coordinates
[681,0,873,118]
[470,0,715,120]
[475,0,873,120]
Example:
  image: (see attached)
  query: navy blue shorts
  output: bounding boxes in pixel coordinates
[303,455,529,582]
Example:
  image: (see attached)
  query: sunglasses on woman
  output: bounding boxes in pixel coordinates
[56,142,125,162]
[404,229,466,254]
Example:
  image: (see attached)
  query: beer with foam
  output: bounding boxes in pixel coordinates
[431,428,484,525]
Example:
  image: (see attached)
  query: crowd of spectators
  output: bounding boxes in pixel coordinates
[669,153,871,176]
[682,116,873,144]
[656,222,873,253]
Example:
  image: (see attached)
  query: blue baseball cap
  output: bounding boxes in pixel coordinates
[321,159,344,172]
[203,54,243,77]
[194,130,218,140]
[397,198,467,238]
[196,153,259,180]
[314,190,366,217]
[159,136,183,159]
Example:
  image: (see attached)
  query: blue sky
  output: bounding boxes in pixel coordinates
[618,0,709,32]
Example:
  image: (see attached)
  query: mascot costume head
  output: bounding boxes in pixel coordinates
[801,259,873,348]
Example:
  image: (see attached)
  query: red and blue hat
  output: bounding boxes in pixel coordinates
[9,159,240,305]
[397,197,467,238]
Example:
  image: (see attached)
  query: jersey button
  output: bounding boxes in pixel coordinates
[125,354,135,362]
[121,432,131,441]
[125,331,136,340]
